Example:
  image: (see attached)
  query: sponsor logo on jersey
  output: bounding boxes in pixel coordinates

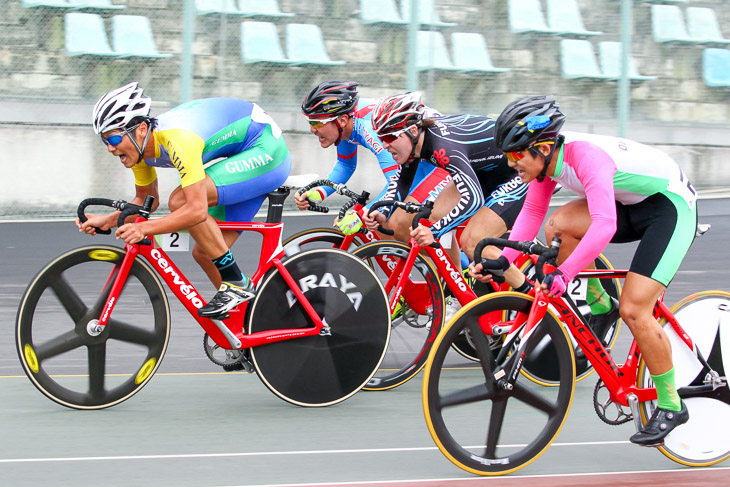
[211,129,238,147]
[167,140,187,179]
[226,153,274,173]
[432,148,450,167]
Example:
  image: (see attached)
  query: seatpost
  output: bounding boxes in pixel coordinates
[266,187,291,223]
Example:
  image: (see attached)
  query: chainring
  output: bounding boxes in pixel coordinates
[593,379,633,425]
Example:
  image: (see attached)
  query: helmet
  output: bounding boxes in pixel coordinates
[494,95,565,152]
[371,92,425,136]
[93,82,151,134]
[301,80,360,118]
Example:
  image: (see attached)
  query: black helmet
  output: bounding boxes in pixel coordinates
[301,80,359,118]
[495,95,566,152]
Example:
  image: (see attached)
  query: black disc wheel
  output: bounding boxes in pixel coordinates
[423,292,575,475]
[248,249,390,406]
[16,245,171,410]
[352,241,445,390]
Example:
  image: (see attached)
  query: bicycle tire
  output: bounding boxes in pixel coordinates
[636,290,730,466]
[16,245,171,410]
[248,249,390,407]
[423,292,576,475]
[352,241,446,391]
[282,227,363,256]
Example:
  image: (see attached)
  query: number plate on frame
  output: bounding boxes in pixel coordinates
[154,232,190,252]
[569,277,588,301]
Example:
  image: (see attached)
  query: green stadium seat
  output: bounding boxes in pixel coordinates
[545,0,602,36]
[416,31,460,71]
[651,5,697,44]
[359,0,407,25]
[560,39,613,80]
[112,15,172,58]
[686,7,730,45]
[64,12,119,57]
[703,48,730,87]
[450,33,510,74]
[508,0,560,34]
[66,0,125,10]
[240,21,291,64]
[598,41,656,81]
[400,0,456,28]
[237,0,293,18]
[285,24,346,66]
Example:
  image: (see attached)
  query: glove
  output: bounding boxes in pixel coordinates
[337,210,363,235]
[304,189,324,202]
[479,255,510,284]
[542,269,568,297]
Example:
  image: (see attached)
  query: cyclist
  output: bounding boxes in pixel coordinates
[297,80,450,243]
[475,94,695,446]
[366,91,532,315]
[78,82,291,320]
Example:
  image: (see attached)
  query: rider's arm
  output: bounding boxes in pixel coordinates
[430,163,484,237]
[552,143,618,281]
[501,178,556,264]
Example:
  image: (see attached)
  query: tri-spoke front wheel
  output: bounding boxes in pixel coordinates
[423,293,575,475]
[16,245,171,409]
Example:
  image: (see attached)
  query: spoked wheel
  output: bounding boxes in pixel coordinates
[282,227,362,256]
[423,292,575,475]
[16,245,171,410]
[248,249,390,406]
[637,291,730,466]
[352,241,445,390]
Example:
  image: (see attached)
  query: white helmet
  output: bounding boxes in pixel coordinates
[92,82,151,134]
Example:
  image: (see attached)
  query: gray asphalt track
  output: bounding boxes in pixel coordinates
[1,197,729,486]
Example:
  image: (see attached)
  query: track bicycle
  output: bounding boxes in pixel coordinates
[422,236,730,475]
[15,183,391,410]
[284,186,621,387]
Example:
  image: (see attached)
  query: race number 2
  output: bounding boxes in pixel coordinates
[568,277,588,301]
[155,232,190,252]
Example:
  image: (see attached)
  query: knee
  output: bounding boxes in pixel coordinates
[618,299,645,329]
[191,244,209,266]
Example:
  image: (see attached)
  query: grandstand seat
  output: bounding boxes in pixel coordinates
[359,0,407,25]
[650,5,696,44]
[64,12,119,57]
[545,0,602,36]
[21,0,72,7]
[112,15,172,59]
[416,31,459,71]
[237,0,293,18]
[598,41,656,81]
[686,7,730,45]
[66,0,125,10]
[703,48,730,87]
[508,0,560,34]
[450,33,509,74]
[285,24,345,66]
[240,21,291,64]
[195,0,246,15]
[560,39,613,80]
[400,0,456,28]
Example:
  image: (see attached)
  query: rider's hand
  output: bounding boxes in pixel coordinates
[410,223,435,247]
[116,222,146,244]
[76,213,114,235]
[470,255,510,284]
[541,269,568,297]
[363,209,386,232]
[294,189,324,211]
[336,210,364,235]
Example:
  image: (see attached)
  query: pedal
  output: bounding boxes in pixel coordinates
[627,393,643,434]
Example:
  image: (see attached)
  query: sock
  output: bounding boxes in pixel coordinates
[514,278,532,294]
[651,367,681,411]
[212,250,246,286]
[587,279,612,314]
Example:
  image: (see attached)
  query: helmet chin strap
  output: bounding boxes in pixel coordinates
[129,120,153,162]
[333,114,350,146]
[404,126,423,167]
[533,135,563,182]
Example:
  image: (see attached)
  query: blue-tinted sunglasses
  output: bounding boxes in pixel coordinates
[101,124,139,147]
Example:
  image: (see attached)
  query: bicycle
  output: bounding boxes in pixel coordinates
[422,236,730,475]
[15,183,391,410]
[284,187,621,388]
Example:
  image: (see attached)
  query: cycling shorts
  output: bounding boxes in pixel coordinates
[611,192,697,286]
[206,123,291,222]
[478,174,527,229]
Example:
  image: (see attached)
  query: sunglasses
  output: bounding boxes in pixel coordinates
[379,126,412,145]
[308,116,339,128]
[101,124,139,147]
[504,141,555,163]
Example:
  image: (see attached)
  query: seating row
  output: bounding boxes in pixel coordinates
[652,5,730,44]
[65,13,170,58]
[22,0,124,9]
